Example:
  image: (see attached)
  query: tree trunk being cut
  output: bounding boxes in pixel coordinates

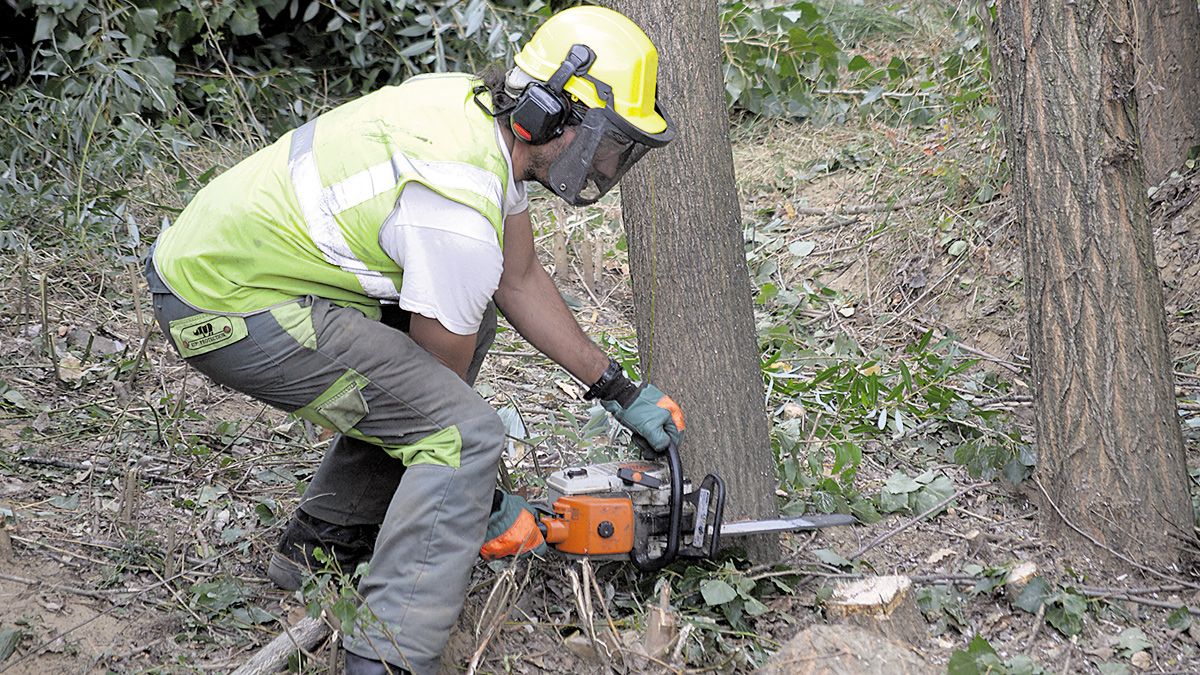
[599,0,780,562]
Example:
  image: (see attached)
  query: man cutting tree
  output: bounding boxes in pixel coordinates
[144,6,683,674]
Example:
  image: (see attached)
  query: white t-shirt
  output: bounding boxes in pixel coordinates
[378,122,528,335]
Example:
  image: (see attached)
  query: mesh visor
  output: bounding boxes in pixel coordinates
[545,108,652,206]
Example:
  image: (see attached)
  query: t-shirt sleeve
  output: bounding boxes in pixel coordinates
[506,179,529,215]
[379,182,503,335]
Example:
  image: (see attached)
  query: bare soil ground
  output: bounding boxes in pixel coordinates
[1,115,1199,674]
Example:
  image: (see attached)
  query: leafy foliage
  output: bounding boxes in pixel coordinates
[1,0,551,258]
[878,469,955,515]
[948,635,1049,675]
[916,584,968,635]
[1012,576,1090,637]
[721,0,993,124]
[721,1,843,118]
[763,316,1029,518]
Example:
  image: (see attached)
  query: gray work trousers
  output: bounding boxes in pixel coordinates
[147,266,503,674]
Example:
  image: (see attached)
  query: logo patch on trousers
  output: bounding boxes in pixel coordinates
[169,312,249,358]
[182,318,234,350]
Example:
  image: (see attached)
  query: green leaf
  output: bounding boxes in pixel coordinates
[1115,627,1151,656]
[1167,605,1192,631]
[861,85,885,106]
[400,39,436,58]
[882,471,920,494]
[948,240,969,257]
[1045,606,1083,636]
[849,497,882,524]
[0,627,23,663]
[190,578,245,613]
[130,8,158,36]
[50,494,80,510]
[198,484,228,505]
[1005,655,1043,675]
[947,635,998,675]
[847,55,871,72]
[811,548,852,568]
[302,0,320,22]
[878,489,910,514]
[0,380,38,412]
[788,240,816,258]
[743,595,770,616]
[1013,577,1051,614]
[33,14,57,43]
[700,579,738,606]
[231,605,276,625]
[230,5,261,36]
[912,475,955,515]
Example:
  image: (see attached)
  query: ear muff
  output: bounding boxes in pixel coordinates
[510,44,595,145]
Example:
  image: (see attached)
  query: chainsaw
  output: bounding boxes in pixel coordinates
[534,439,857,571]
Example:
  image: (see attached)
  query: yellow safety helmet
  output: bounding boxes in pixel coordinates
[503,5,675,205]
[515,5,668,136]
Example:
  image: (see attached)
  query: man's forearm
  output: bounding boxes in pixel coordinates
[494,265,609,386]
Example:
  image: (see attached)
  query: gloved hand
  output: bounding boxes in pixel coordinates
[601,383,685,452]
[480,490,548,560]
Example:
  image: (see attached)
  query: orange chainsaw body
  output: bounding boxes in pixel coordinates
[540,495,635,556]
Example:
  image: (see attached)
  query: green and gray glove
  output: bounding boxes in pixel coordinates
[586,359,685,451]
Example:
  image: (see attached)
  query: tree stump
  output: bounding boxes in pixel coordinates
[824,575,926,645]
[756,624,935,675]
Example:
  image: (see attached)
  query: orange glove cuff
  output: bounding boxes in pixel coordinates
[656,395,686,431]
[480,509,546,560]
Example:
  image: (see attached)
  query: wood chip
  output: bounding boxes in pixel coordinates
[926,547,956,564]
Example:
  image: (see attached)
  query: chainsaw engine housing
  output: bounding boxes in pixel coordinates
[542,458,723,565]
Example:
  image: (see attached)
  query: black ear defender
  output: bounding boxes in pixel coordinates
[509,44,596,145]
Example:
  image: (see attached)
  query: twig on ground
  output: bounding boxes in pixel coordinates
[849,482,988,560]
[230,615,333,675]
[1024,602,1045,650]
[0,572,120,600]
[892,315,1026,376]
[466,561,531,675]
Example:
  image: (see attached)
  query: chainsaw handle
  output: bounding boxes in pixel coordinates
[630,437,682,572]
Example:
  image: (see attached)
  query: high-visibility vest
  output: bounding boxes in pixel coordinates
[153,74,511,318]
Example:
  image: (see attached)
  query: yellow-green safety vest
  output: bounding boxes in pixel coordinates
[153,73,511,319]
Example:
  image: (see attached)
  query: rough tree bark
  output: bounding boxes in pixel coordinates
[1136,0,1200,184]
[992,0,1192,564]
[599,0,780,559]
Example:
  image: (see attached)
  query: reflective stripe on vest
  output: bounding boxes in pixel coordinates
[288,118,507,301]
[288,119,398,299]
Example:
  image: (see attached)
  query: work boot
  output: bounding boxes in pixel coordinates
[266,509,379,591]
[345,650,410,675]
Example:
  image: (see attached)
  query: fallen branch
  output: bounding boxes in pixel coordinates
[849,483,988,561]
[18,455,189,485]
[792,189,949,217]
[230,615,332,675]
[0,571,120,600]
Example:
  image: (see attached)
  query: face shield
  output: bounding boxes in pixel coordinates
[543,91,675,206]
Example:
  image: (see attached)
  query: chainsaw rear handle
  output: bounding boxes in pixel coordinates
[629,436,682,572]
